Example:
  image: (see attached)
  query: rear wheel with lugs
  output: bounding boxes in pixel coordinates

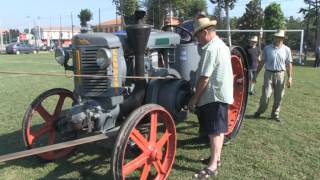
[112,104,176,180]
[224,47,249,143]
[22,88,76,161]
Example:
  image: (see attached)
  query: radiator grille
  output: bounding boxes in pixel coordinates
[79,47,110,97]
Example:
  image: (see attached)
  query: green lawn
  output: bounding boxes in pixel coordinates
[0,53,319,179]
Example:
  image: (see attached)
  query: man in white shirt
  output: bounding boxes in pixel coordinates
[189,17,234,178]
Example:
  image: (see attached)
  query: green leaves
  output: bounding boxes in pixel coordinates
[78,9,93,27]
[264,2,285,44]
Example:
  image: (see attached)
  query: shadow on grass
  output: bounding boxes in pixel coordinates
[0,129,114,179]
[244,114,271,121]
[0,119,211,179]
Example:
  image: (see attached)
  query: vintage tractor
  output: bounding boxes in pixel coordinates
[0,10,248,179]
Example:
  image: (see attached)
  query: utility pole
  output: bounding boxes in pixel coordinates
[33,19,36,46]
[120,0,125,29]
[116,7,119,31]
[169,0,172,25]
[71,13,74,37]
[0,21,3,52]
[49,16,52,47]
[316,0,320,48]
[26,16,31,43]
[159,0,161,28]
[210,0,232,46]
[37,16,41,47]
[99,8,101,32]
[304,3,311,63]
[225,5,232,47]
[259,0,263,51]
[59,15,62,47]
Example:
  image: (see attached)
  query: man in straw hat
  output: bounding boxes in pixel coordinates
[253,30,293,122]
[188,17,233,178]
[245,35,261,95]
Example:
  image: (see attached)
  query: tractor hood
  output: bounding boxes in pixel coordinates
[72,33,122,48]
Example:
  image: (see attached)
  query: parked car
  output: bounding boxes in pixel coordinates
[6,43,39,54]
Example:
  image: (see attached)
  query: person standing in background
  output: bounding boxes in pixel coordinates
[253,30,293,122]
[245,35,261,95]
[315,45,320,68]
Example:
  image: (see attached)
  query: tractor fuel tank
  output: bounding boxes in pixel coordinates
[171,43,200,89]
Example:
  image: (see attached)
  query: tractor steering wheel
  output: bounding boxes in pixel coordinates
[162,25,193,44]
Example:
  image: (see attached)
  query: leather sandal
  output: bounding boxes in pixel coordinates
[193,168,218,179]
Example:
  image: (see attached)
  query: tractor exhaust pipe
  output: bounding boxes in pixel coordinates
[119,10,151,118]
[126,10,151,77]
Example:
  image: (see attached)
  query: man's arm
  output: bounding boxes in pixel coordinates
[252,60,264,83]
[286,63,292,88]
[286,47,293,88]
[188,76,209,111]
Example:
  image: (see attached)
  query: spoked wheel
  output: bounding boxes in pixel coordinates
[22,88,76,161]
[225,47,249,143]
[112,104,176,180]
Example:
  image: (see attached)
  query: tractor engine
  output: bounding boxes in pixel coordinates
[54,33,127,134]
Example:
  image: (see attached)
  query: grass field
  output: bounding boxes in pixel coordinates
[0,53,319,180]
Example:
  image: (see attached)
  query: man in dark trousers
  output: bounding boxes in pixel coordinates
[315,45,320,68]
[245,35,261,95]
[189,17,234,178]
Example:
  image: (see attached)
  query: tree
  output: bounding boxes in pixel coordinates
[237,0,263,44]
[285,16,303,50]
[212,5,226,29]
[145,0,207,29]
[182,0,207,19]
[210,0,237,46]
[6,29,20,43]
[78,9,93,27]
[112,0,138,26]
[300,0,320,49]
[264,2,285,43]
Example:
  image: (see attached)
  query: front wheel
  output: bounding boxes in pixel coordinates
[22,88,76,161]
[112,104,176,180]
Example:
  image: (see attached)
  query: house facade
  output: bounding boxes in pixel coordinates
[98,17,122,33]
[40,26,81,47]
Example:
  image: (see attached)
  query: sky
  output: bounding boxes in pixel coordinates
[0,0,306,30]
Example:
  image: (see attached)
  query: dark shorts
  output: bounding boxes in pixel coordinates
[196,102,229,135]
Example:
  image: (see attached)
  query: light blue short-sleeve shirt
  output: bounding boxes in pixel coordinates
[196,36,234,106]
[263,44,292,71]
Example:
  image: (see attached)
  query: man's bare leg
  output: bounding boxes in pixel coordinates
[208,133,224,171]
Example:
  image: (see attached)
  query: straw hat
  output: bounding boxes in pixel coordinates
[273,30,285,38]
[250,36,258,42]
[193,17,217,36]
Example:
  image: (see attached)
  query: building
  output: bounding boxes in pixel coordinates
[0,28,9,51]
[98,17,122,33]
[41,26,81,47]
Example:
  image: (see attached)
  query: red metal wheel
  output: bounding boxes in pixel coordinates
[22,88,76,161]
[225,51,249,142]
[112,104,176,180]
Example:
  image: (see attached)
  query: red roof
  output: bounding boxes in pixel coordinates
[100,17,122,26]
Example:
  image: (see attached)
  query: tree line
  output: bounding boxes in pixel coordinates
[112,0,317,50]
[2,0,318,51]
